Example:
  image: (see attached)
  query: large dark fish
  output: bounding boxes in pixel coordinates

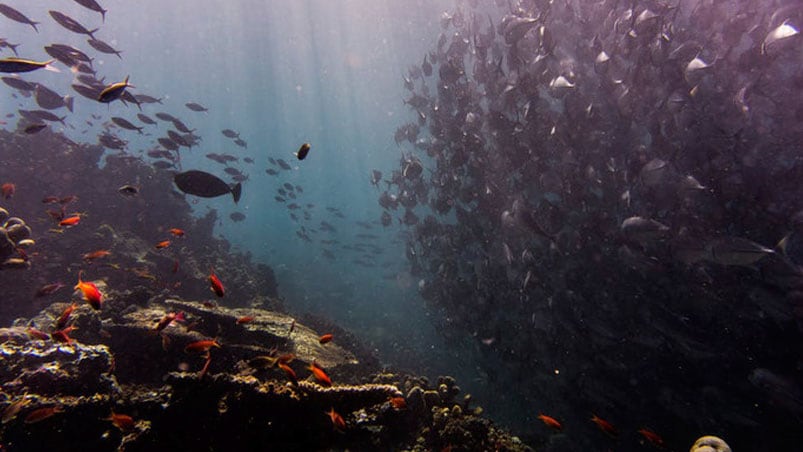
[87,39,122,59]
[35,84,73,111]
[49,11,97,39]
[296,143,311,160]
[185,102,208,112]
[174,170,242,203]
[97,76,131,103]
[111,117,143,134]
[0,4,39,32]
[2,76,36,91]
[73,0,107,22]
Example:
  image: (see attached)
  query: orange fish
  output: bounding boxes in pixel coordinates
[24,406,63,424]
[184,339,220,353]
[154,240,171,249]
[276,353,296,364]
[55,303,77,330]
[59,215,81,227]
[308,361,332,387]
[1,182,16,199]
[168,228,185,237]
[536,413,563,431]
[208,268,225,297]
[199,352,213,379]
[153,311,185,332]
[35,282,66,297]
[638,428,665,447]
[318,333,333,344]
[236,316,254,324]
[75,271,103,310]
[326,408,346,431]
[107,412,135,431]
[590,414,618,437]
[82,249,111,261]
[278,361,298,385]
[389,396,407,410]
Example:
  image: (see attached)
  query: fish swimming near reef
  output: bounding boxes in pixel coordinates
[173,170,242,203]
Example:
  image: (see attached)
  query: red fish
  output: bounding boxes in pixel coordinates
[236,316,254,324]
[154,240,171,249]
[199,352,213,379]
[51,325,78,345]
[208,268,225,297]
[389,396,407,410]
[24,406,63,424]
[536,413,563,431]
[638,428,665,447]
[278,362,298,385]
[168,228,185,237]
[326,408,346,431]
[55,303,77,330]
[27,327,50,341]
[590,414,618,437]
[153,311,185,332]
[107,412,135,431]
[59,215,81,227]
[184,339,220,353]
[308,361,332,387]
[318,333,333,344]
[1,182,15,199]
[41,196,60,204]
[82,249,110,261]
[75,271,103,309]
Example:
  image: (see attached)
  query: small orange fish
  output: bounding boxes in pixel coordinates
[75,271,103,310]
[154,240,171,249]
[536,413,563,431]
[308,361,332,387]
[59,215,81,227]
[638,428,665,447]
[199,352,213,379]
[184,339,221,353]
[590,414,618,437]
[276,353,296,364]
[326,407,346,431]
[278,361,298,384]
[318,333,333,344]
[168,228,185,237]
[389,396,407,410]
[153,311,185,332]
[208,268,225,297]
[107,412,135,431]
[1,182,16,199]
[55,303,77,330]
[24,406,63,424]
[35,282,65,297]
[236,316,254,324]
[82,249,111,261]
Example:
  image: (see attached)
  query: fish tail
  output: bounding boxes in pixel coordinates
[88,28,99,39]
[65,95,74,113]
[31,21,39,33]
[231,183,242,204]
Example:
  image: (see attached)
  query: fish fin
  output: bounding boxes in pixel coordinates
[231,183,242,204]
[88,28,99,39]
[31,22,39,33]
[65,96,74,113]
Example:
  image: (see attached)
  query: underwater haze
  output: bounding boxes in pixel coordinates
[2,0,803,451]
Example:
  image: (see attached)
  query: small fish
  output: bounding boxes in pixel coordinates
[50,325,77,344]
[82,249,110,261]
[0,57,54,73]
[1,182,15,199]
[41,196,60,204]
[590,414,618,437]
[236,316,254,324]
[24,123,47,134]
[295,142,311,160]
[288,319,296,335]
[74,270,103,309]
[97,75,132,103]
[117,184,139,196]
[168,228,185,237]
[185,102,208,112]
[106,412,135,431]
[184,339,220,353]
[59,215,81,227]
[318,334,333,344]
[154,240,171,249]
[208,268,225,297]
[308,361,332,387]
[637,428,665,447]
[1,398,31,424]
[24,406,63,424]
[27,327,50,341]
[247,355,278,368]
[0,4,39,32]
[199,352,213,379]
[153,311,185,333]
[326,408,346,431]
[54,302,77,330]
[278,361,298,385]
[388,396,407,410]
[536,413,562,431]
